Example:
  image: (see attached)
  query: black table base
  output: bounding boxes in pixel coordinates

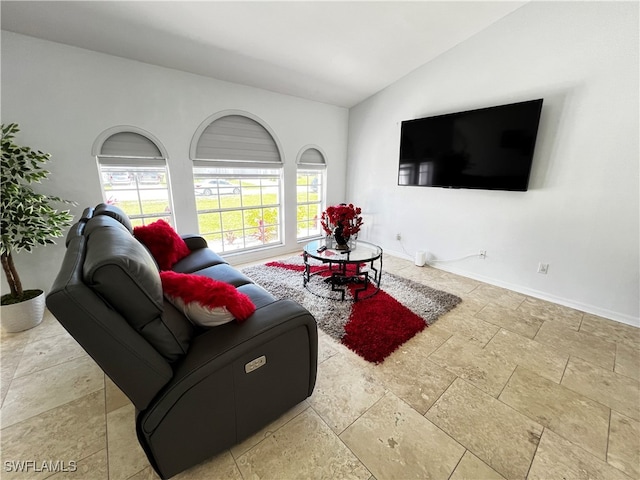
[303,252,382,301]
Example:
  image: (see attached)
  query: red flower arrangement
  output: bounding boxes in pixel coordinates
[320,203,363,237]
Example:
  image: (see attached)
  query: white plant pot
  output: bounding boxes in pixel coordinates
[1,290,45,333]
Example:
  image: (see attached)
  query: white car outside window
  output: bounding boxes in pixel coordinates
[194,179,240,196]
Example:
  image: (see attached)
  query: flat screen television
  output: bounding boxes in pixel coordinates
[398,98,543,191]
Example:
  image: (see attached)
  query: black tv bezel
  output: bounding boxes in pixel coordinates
[398,98,544,192]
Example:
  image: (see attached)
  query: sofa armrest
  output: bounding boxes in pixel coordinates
[181,234,208,251]
[139,299,318,434]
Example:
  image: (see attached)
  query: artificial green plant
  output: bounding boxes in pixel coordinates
[1,123,74,304]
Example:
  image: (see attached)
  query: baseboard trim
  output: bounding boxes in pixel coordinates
[384,249,639,328]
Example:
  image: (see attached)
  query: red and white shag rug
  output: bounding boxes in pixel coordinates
[241,255,461,364]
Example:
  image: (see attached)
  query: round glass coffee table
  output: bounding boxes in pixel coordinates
[302,239,383,301]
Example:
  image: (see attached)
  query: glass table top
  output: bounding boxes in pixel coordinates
[303,239,382,263]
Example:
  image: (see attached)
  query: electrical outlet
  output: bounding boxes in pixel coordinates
[537,263,549,274]
[479,250,486,259]
[396,233,401,241]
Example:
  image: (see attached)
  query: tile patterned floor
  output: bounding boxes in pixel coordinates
[1,253,639,480]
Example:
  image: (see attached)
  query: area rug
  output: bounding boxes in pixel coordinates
[241,255,461,363]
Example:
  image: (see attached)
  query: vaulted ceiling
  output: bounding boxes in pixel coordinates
[1,1,526,107]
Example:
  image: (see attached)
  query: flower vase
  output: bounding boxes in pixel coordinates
[325,235,334,249]
[333,225,350,250]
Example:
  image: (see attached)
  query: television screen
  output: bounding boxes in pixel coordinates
[398,99,543,191]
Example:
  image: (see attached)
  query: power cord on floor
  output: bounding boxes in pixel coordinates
[426,253,481,263]
[397,238,483,264]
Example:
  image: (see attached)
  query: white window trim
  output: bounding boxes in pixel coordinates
[94,126,175,226]
[191,112,285,254]
[193,167,284,254]
[296,145,327,241]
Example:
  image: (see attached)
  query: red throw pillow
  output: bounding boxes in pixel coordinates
[160,271,256,326]
[133,220,191,270]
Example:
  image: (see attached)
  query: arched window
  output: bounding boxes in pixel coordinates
[191,112,283,253]
[94,129,174,226]
[296,146,326,240]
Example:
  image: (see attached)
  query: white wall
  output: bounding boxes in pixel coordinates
[347,2,639,325]
[1,32,349,294]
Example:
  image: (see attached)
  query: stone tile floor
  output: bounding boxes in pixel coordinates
[1,253,639,479]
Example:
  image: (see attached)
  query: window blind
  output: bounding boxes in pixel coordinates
[299,148,325,165]
[100,132,162,158]
[99,132,165,166]
[195,115,281,164]
[298,147,326,170]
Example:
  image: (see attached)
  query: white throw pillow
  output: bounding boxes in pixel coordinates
[166,294,235,327]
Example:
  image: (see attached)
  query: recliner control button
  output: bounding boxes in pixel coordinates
[245,355,267,373]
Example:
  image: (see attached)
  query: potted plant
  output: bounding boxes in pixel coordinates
[320,203,363,250]
[1,123,74,332]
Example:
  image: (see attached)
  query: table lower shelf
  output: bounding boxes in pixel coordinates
[302,257,382,301]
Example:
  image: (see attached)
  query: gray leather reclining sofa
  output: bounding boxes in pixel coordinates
[46,204,318,479]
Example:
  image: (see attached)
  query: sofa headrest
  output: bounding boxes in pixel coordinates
[83,215,162,324]
[79,206,94,222]
[94,203,134,233]
[65,207,95,246]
